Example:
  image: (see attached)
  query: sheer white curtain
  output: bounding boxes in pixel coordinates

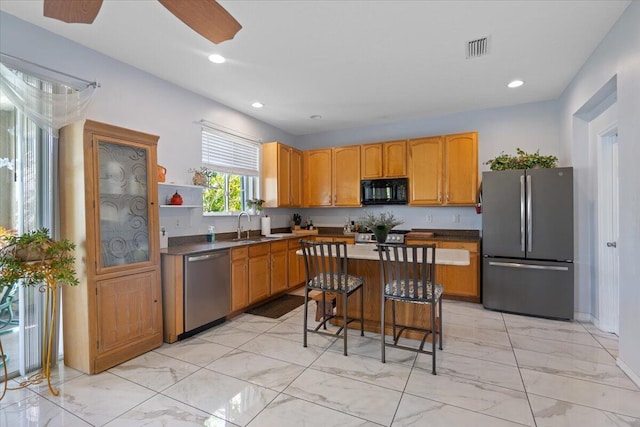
[0,63,95,137]
[0,60,92,377]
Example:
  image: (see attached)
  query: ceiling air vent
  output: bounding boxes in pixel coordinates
[466,36,490,59]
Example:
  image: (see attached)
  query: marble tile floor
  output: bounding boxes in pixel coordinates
[1,300,638,427]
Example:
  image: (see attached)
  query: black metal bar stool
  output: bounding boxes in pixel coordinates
[300,239,364,355]
[377,243,443,374]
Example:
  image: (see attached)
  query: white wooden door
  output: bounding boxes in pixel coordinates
[592,103,619,334]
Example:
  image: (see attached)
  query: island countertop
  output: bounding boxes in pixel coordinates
[296,244,470,266]
[296,243,470,336]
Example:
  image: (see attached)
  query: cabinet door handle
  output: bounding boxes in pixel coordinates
[438,192,442,202]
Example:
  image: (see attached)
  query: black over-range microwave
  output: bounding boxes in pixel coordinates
[361,178,408,205]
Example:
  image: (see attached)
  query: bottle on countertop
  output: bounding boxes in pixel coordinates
[308,217,314,230]
[206,225,216,242]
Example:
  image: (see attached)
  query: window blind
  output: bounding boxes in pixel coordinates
[201,128,260,176]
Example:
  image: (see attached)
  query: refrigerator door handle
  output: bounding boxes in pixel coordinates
[527,175,532,252]
[520,175,525,252]
[488,261,569,271]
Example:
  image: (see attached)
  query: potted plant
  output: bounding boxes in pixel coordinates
[357,211,404,244]
[485,148,558,171]
[0,228,78,287]
[188,166,215,186]
[247,198,265,215]
[0,227,78,398]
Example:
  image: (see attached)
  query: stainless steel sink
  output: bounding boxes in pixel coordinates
[266,233,296,238]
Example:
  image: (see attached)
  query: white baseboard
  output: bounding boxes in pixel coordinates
[574,311,592,322]
[617,358,640,389]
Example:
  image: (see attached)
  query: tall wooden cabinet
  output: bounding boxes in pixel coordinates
[262,141,302,207]
[59,120,163,374]
[304,145,361,207]
[408,132,478,206]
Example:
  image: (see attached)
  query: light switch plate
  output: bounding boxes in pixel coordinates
[160,227,169,249]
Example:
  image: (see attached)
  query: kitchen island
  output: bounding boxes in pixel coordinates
[297,244,469,337]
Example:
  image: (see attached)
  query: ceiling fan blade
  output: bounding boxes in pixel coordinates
[43,0,103,24]
[158,0,242,44]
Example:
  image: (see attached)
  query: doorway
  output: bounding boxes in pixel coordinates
[590,104,619,334]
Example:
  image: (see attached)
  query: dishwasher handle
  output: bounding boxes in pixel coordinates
[187,252,227,263]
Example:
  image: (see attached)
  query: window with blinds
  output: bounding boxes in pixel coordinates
[200,127,261,214]
[202,129,259,176]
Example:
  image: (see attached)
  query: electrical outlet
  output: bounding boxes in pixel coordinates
[176,219,180,228]
[426,214,433,223]
[452,214,460,223]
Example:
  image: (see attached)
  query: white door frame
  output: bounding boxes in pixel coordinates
[591,105,619,334]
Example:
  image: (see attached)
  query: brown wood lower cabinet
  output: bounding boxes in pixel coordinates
[270,240,288,294]
[335,258,436,339]
[230,240,305,315]
[438,241,480,302]
[287,239,306,287]
[405,238,480,302]
[94,270,162,372]
[231,247,249,312]
[248,243,271,304]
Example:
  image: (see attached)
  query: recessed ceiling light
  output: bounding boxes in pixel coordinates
[310,115,322,119]
[508,80,524,88]
[208,54,226,64]
[251,101,264,108]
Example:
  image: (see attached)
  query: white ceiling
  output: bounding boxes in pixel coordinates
[0,0,630,135]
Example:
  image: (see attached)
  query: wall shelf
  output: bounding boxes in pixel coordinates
[158,183,206,190]
[158,183,204,208]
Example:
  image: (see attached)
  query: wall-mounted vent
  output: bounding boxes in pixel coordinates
[466,36,490,59]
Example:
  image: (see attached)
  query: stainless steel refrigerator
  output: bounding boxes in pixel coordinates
[482,167,574,320]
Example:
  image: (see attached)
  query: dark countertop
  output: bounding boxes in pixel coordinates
[161,240,252,256]
[406,229,480,243]
[162,227,479,256]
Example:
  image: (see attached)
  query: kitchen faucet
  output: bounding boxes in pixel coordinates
[237,211,251,239]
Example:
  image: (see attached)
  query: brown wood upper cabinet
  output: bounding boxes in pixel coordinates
[59,120,163,373]
[303,145,361,207]
[262,141,302,207]
[361,140,407,179]
[408,132,478,206]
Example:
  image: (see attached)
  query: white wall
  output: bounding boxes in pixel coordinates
[0,11,295,238]
[557,1,639,383]
[295,99,562,233]
[297,100,562,166]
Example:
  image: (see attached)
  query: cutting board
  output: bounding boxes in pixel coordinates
[292,229,319,236]
[405,231,435,239]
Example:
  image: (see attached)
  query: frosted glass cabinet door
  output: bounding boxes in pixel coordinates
[98,140,151,268]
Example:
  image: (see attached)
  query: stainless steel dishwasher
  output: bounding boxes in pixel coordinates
[183,250,230,336]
